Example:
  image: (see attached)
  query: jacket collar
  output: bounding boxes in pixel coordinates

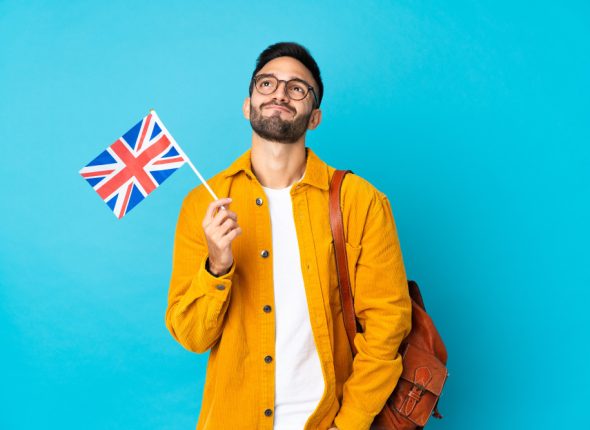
[222,146,330,191]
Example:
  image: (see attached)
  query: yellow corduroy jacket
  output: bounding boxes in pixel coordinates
[165,146,412,430]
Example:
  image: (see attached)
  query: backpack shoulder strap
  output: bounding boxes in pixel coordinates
[329,169,360,356]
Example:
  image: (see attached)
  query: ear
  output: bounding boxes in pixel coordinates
[307,108,322,130]
[242,97,251,120]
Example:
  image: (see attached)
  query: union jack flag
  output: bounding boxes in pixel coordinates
[79,111,187,219]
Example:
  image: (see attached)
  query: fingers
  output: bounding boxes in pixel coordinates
[210,209,237,231]
[212,209,238,225]
[201,197,242,275]
[218,225,243,248]
[203,198,241,244]
[218,217,237,237]
[203,198,236,228]
[204,197,232,222]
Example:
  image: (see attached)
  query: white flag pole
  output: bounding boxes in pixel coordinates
[149,109,227,210]
[181,153,220,199]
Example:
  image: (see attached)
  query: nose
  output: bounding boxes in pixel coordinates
[272,80,290,103]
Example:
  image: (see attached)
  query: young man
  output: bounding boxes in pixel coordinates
[165,42,412,430]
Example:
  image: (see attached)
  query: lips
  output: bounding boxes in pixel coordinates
[264,104,293,114]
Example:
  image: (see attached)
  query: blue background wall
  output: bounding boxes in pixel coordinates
[1,1,588,429]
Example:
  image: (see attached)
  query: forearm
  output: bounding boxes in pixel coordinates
[334,321,409,430]
[165,254,235,353]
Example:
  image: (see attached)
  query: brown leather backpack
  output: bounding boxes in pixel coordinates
[329,170,449,429]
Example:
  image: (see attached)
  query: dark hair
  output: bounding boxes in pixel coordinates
[249,42,323,107]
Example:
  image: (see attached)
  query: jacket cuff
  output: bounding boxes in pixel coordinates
[193,255,236,301]
[333,403,375,430]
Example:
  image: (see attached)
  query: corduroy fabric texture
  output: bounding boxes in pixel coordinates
[165,146,412,430]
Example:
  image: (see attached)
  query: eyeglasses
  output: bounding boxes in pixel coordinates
[251,74,319,107]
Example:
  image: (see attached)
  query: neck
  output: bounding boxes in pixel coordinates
[250,133,307,189]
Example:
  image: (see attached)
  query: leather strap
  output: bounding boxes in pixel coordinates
[329,169,360,357]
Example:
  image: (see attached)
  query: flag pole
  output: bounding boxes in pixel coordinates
[149,109,227,210]
[183,156,219,200]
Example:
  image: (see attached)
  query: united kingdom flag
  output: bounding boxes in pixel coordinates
[79,111,187,219]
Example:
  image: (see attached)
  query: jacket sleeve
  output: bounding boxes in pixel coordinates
[164,192,236,354]
[333,192,412,430]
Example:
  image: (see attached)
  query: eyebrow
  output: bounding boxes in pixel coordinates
[255,73,312,86]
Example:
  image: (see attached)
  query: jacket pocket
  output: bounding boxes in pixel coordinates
[344,242,362,297]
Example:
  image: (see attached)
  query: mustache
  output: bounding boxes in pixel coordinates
[260,102,295,114]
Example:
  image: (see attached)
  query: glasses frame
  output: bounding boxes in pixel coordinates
[251,73,319,108]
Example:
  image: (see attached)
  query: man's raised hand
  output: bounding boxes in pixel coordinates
[202,197,242,276]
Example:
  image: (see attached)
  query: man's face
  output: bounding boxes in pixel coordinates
[246,56,320,144]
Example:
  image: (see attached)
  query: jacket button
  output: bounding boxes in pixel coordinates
[264,355,273,363]
[263,305,272,313]
[215,284,225,291]
[260,250,269,258]
[264,409,273,417]
[256,197,263,206]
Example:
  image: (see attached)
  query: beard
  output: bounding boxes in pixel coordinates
[249,102,313,144]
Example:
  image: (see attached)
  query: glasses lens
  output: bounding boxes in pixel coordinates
[287,81,308,100]
[255,76,277,94]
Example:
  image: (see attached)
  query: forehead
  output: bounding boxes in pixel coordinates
[257,56,317,87]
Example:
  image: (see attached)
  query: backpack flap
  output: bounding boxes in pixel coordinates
[390,343,449,426]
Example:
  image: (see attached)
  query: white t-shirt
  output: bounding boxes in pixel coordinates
[262,178,325,430]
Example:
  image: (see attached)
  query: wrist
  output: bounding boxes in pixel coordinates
[206,258,230,277]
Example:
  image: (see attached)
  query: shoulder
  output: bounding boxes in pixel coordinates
[181,147,250,212]
[183,170,226,202]
[179,170,229,218]
[335,169,389,209]
[330,169,394,245]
